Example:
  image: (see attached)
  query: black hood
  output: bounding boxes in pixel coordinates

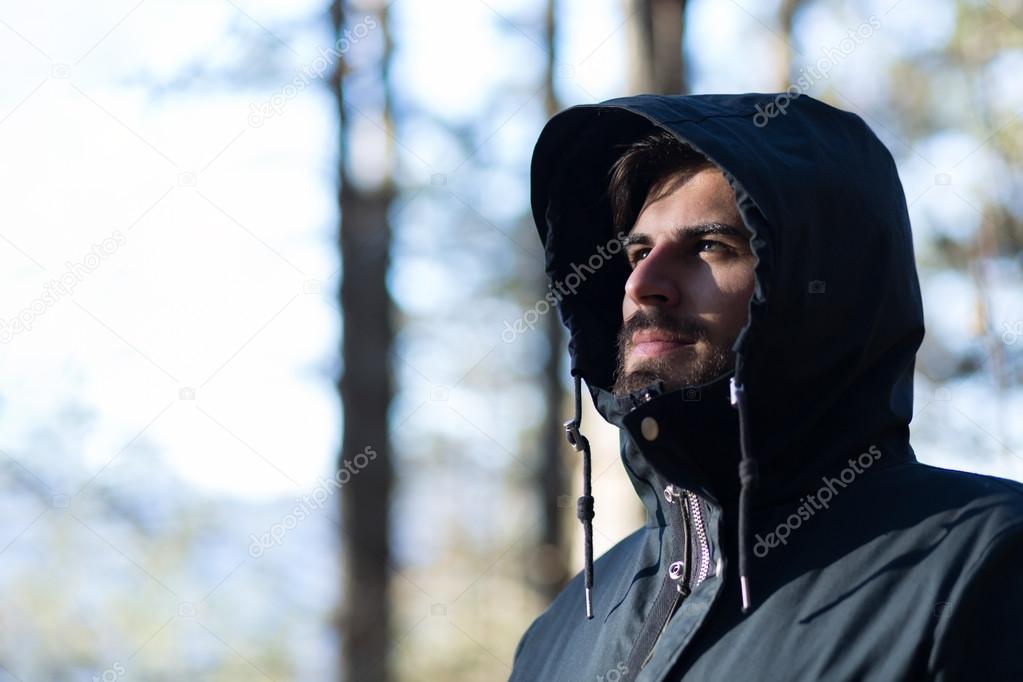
[530,93,925,613]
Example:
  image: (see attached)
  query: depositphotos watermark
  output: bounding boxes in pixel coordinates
[596,662,629,682]
[248,445,377,557]
[1,230,127,344]
[753,444,882,558]
[91,661,125,682]
[753,15,881,128]
[502,231,628,343]
[248,15,377,127]
[1002,320,1022,345]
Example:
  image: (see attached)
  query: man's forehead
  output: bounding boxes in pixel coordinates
[629,169,742,233]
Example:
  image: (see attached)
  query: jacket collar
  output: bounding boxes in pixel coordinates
[592,372,739,526]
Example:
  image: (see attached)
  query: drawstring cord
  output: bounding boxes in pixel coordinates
[564,373,595,619]
[730,371,758,614]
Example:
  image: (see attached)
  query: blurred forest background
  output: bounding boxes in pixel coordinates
[1,0,1021,680]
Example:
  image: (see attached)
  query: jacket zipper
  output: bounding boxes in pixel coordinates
[639,581,687,670]
[638,488,695,670]
[637,486,714,673]
[684,489,711,587]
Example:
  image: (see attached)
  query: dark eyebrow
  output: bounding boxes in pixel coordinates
[622,222,748,248]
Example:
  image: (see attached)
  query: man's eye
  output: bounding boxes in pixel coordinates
[627,248,649,266]
[697,240,730,253]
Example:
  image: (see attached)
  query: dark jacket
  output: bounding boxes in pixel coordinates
[509,93,1023,681]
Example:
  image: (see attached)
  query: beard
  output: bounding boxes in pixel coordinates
[611,308,734,397]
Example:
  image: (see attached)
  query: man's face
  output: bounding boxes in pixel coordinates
[613,168,755,396]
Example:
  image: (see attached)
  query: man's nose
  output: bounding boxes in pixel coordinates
[624,248,680,308]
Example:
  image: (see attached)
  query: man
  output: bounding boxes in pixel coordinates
[509,93,1023,681]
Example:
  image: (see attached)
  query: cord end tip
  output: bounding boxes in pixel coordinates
[585,587,593,619]
[740,575,752,613]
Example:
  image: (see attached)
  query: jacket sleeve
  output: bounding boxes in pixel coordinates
[930,523,1023,680]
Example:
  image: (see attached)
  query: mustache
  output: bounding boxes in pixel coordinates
[618,309,709,348]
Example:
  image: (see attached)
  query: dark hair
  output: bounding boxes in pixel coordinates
[607,129,715,232]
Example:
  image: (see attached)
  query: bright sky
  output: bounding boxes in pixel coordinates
[0,0,337,498]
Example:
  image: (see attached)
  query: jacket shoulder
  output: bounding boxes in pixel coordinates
[509,526,649,680]
[872,461,1023,555]
[898,461,1023,512]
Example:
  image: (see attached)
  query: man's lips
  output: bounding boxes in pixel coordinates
[629,330,696,360]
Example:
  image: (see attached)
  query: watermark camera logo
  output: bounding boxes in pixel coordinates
[0,231,127,344]
[753,444,882,558]
[1002,320,1023,346]
[92,661,125,682]
[596,661,628,682]
[248,445,377,557]
[248,15,377,128]
[502,231,628,343]
[753,16,881,128]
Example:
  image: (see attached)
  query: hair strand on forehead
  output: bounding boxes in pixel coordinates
[607,129,715,233]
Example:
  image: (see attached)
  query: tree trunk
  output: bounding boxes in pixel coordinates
[331,2,396,680]
[535,0,570,602]
[777,0,809,88]
[624,0,688,95]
